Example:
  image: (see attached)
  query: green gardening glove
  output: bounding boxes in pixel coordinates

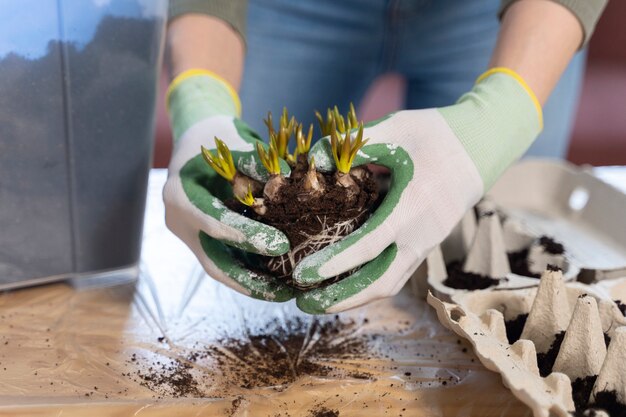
[294,68,543,313]
[163,69,294,301]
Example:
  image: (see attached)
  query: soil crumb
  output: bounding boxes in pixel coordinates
[590,390,626,417]
[443,260,500,290]
[507,249,540,278]
[504,313,528,345]
[536,331,565,377]
[571,375,598,411]
[127,317,374,398]
[308,406,340,417]
[539,236,565,255]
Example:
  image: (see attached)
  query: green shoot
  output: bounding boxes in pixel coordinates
[236,184,256,207]
[330,121,368,174]
[201,137,236,181]
[265,108,296,161]
[315,103,359,136]
[295,123,313,157]
[256,142,281,176]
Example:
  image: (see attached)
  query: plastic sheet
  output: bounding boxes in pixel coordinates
[0,170,533,416]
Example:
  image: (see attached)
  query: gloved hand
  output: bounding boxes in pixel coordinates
[294,68,543,313]
[164,69,294,301]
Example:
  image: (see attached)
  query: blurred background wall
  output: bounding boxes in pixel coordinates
[152,1,626,168]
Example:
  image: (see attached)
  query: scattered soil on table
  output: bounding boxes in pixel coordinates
[127,317,375,398]
[571,375,598,412]
[228,163,381,287]
[536,331,565,377]
[590,390,626,417]
[443,260,501,290]
[308,406,340,417]
[504,313,528,345]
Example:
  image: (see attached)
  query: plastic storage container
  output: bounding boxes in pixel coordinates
[0,0,168,289]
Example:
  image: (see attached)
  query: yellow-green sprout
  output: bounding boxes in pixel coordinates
[235,183,267,215]
[330,121,368,174]
[256,142,281,176]
[269,127,291,161]
[201,137,236,181]
[315,103,359,136]
[236,183,256,207]
[315,108,334,137]
[265,108,296,161]
[295,123,313,157]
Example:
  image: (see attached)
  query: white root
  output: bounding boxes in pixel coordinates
[267,213,365,280]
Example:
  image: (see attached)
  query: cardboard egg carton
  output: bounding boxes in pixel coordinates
[428,160,626,301]
[428,268,626,416]
[422,160,626,416]
[428,199,579,301]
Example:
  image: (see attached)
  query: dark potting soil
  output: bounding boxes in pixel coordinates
[228,159,380,287]
[615,300,626,316]
[536,331,566,377]
[590,390,626,417]
[507,249,541,278]
[504,313,528,345]
[507,236,565,279]
[443,260,501,290]
[308,406,340,417]
[127,317,375,398]
[539,236,565,255]
[571,375,598,412]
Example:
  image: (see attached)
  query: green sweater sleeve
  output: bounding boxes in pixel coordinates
[499,0,608,46]
[169,0,248,42]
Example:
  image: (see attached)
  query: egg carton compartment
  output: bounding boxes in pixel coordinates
[428,268,626,417]
[428,159,626,301]
[488,159,626,284]
[428,199,579,301]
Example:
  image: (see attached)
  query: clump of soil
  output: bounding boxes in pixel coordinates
[507,249,540,278]
[442,232,567,289]
[127,317,375,398]
[590,390,626,417]
[308,406,340,417]
[442,260,501,290]
[130,354,202,398]
[206,316,373,388]
[571,375,598,412]
[507,236,565,278]
[536,331,565,377]
[504,313,528,345]
[231,160,381,287]
[539,236,565,255]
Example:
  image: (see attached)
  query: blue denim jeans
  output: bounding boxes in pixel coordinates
[241,0,584,158]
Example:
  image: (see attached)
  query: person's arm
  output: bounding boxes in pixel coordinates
[492,1,581,105]
[167,14,244,90]
[291,0,610,314]
[494,0,608,105]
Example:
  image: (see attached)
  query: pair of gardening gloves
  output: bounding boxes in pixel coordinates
[164,68,542,313]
